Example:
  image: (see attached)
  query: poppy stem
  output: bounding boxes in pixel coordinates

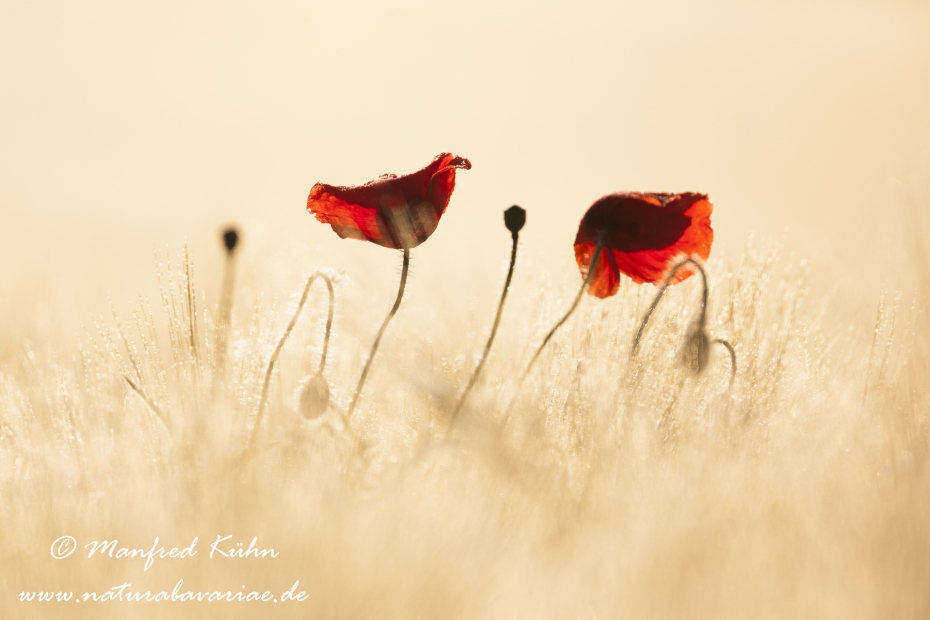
[522,231,608,381]
[248,272,333,452]
[346,247,410,420]
[632,257,708,356]
[712,338,737,390]
[449,229,520,429]
[213,247,238,381]
[318,275,335,375]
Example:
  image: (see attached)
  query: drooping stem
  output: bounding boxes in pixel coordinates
[215,227,241,384]
[248,272,334,451]
[632,257,708,356]
[522,231,608,380]
[712,338,737,390]
[449,231,520,428]
[346,247,410,420]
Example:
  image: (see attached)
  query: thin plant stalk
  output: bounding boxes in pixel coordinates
[522,231,608,380]
[124,376,172,441]
[346,247,410,420]
[317,275,335,374]
[108,297,172,440]
[633,257,737,387]
[712,338,737,389]
[214,243,238,379]
[185,244,199,364]
[632,257,708,356]
[248,272,334,451]
[449,229,520,428]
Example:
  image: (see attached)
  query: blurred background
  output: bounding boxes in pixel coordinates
[1,0,928,349]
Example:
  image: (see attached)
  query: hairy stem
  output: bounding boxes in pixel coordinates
[522,232,607,380]
[213,251,237,380]
[249,272,334,451]
[449,231,520,428]
[318,275,335,375]
[712,338,737,390]
[632,257,708,356]
[346,247,410,420]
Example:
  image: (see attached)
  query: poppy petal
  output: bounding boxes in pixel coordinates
[426,156,472,216]
[614,195,713,284]
[307,182,384,243]
[664,194,713,283]
[573,192,714,296]
[307,153,471,249]
[575,241,621,298]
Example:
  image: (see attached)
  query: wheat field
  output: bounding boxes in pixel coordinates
[1,196,928,618]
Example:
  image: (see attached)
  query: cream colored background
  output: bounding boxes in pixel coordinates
[1,0,928,344]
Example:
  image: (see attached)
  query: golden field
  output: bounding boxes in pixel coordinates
[1,213,929,618]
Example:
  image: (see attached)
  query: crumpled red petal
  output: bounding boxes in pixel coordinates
[575,241,621,298]
[307,153,471,249]
[573,192,714,298]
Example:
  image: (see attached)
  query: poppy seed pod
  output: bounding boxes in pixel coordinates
[223,227,239,254]
[504,205,526,236]
[681,322,711,374]
[298,373,331,420]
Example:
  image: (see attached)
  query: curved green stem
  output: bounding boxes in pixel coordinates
[449,231,520,428]
[346,247,410,420]
[632,257,708,356]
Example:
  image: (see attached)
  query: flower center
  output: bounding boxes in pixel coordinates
[620,220,641,238]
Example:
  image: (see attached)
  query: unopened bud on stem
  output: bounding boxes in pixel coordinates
[450,204,527,430]
[681,321,710,374]
[299,373,331,419]
[504,205,526,237]
[223,227,239,254]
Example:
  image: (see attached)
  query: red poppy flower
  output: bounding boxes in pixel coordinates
[573,192,713,298]
[306,153,472,250]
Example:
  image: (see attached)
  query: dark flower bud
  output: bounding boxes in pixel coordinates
[504,205,526,236]
[298,373,330,419]
[681,322,710,374]
[222,227,239,254]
